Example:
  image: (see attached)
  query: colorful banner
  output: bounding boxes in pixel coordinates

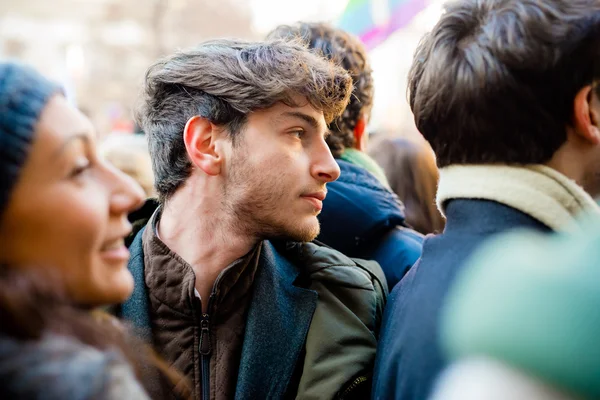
[337,0,429,50]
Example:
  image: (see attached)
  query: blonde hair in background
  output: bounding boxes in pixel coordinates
[100,134,155,197]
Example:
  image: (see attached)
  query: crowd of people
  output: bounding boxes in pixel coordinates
[1,0,599,399]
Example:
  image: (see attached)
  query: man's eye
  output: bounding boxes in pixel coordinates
[289,130,305,139]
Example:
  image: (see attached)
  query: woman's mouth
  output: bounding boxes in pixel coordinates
[100,238,130,263]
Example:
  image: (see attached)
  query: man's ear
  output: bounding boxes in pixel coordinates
[183,116,223,176]
[353,117,368,152]
[573,85,600,145]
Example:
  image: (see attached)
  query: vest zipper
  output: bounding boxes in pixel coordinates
[199,313,211,400]
[338,374,369,399]
[198,294,215,400]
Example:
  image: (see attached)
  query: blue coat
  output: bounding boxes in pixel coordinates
[318,160,423,288]
[372,199,552,400]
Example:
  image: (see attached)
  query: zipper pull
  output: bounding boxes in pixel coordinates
[199,315,212,356]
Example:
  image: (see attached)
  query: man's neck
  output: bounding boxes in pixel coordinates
[157,187,258,310]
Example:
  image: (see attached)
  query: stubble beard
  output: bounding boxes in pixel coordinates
[225,149,320,243]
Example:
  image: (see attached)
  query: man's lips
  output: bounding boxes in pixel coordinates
[301,191,327,211]
[303,191,327,201]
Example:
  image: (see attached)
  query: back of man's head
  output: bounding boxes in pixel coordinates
[136,38,352,203]
[268,22,374,157]
[409,0,600,168]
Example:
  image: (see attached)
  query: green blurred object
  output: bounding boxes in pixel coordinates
[340,148,390,188]
[440,216,600,399]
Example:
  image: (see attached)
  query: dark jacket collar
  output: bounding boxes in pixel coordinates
[143,208,260,317]
[235,241,317,399]
[121,227,152,342]
[317,159,407,255]
[122,201,317,399]
[443,199,553,234]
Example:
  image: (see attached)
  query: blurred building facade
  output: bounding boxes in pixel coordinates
[1,0,445,140]
[0,0,256,136]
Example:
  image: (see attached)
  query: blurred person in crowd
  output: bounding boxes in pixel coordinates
[370,137,445,235]
[431,218,600,400]
[0,62,191,399]
[115,39,387,400]
[101,133,155,197]
[373,1,600,399]
[268,22,423,288]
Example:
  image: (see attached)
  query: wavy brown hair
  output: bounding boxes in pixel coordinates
[136,38,353,203]
[268,22,374,158]
[0,265,191,400]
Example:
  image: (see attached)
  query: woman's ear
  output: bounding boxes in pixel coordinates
[573,85,600,145]
[183,116,223,175]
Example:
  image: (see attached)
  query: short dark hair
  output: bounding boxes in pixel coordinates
[136,39,352,203]
[408,0,600,168]
[268,22,374,157]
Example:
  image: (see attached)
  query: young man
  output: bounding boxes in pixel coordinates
[118,39,387,400]
[268,23,423,289]
[373,1,600,399]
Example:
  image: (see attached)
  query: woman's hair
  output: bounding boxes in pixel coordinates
[0,265,190,399]
[371,137,445,235]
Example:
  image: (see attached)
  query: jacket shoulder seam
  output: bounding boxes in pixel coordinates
[307,263,377,291]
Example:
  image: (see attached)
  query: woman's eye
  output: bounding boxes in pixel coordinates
[69,158,92,178]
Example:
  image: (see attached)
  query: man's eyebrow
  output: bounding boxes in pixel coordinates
[281,111,322,130]
[53,133,90,159]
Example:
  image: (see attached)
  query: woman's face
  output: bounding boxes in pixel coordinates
[0,95,145,306]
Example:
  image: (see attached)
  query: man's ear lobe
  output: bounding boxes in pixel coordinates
[183,116,222,176]
[573,85,600,145]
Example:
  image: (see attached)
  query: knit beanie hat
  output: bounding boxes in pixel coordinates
[440,216,600,399]
[0,62,61,218]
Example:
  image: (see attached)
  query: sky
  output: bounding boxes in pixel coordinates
[248,0,350,34]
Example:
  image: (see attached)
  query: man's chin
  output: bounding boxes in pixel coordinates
[267,221,320,243]
[292,228,320,243]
